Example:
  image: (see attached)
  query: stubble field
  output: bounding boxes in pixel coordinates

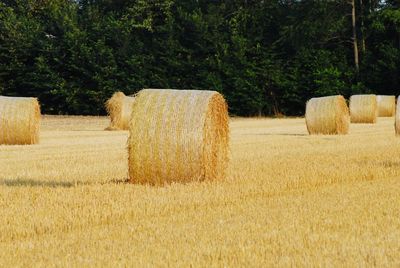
[0,116,399,266]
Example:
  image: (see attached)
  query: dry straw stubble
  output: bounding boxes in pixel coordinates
[128,89,229,185]
[350,94,377,123]
[305,95,350,135]
[0,96,40,145]
[105,92,135,130]
[377,95,395,117]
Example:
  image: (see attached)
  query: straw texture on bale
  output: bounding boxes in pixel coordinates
[350,94,377,123]
[128,89,229,185]
[0,96,40,145]
[395,96,400,135]
[105,92,135,130]
[377,95,395,117]
[305,95,350,135]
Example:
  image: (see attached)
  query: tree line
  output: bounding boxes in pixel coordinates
[0,0,399,116]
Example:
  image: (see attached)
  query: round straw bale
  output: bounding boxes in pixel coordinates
[349,94,377,123]
[105,92,135,130]
[395,96,400,135]
[305,95,349,135]
[128,89,229,185]
[377,95,395,117]
[0,96,40,145]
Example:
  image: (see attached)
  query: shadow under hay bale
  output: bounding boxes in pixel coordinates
[128,89,229,185]
[0,96,40,145]
[349,94,377,123]
[377,95,395,117]
[0,179,77,188]
[105,92,135,130]
[305,95,349,135]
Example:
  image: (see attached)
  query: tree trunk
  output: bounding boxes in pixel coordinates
[351,0,360,73]
[360,0,366,53]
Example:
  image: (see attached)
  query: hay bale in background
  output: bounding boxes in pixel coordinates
[128,89,229,185]
[395,96,400,135]
[0,96,40,145]
[105,92,135,130]
[377,95,395,117]
[349,94,377,123]
[305,95,349,135]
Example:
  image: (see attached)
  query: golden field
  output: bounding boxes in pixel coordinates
[0,115,400,267]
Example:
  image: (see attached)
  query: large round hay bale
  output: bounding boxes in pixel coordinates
[105,92,135,130]
[305,95,349,135]
[349,94,377,123]
[377,95,395,117]
[0,96,40,145]
[128,89,229,185]
[395,96,400,135]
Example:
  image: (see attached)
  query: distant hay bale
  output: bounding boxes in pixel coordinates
[0,96,40,145]
[349,94,377,123]
[305,95,349,135]
[128,89,229,185]
[377,95,395,117]
[105,92,135,130]
[395,96,400,135]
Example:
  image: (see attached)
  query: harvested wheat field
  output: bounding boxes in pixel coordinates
[0,115,400,266]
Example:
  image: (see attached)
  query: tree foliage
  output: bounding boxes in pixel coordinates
[0,0,398,116]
